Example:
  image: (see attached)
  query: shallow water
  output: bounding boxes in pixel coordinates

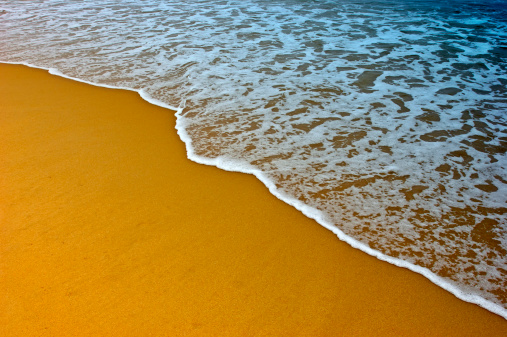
[1,0,506,316]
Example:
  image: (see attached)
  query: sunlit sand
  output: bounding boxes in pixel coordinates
[1,64,505,335]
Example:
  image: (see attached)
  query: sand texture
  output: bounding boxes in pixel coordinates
[1,64,506,336]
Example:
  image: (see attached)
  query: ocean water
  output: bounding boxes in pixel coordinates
[1,0,506,317]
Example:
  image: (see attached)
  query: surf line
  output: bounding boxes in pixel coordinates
[3,59,505,320]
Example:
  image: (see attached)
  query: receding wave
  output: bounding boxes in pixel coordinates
[1,0,506,317]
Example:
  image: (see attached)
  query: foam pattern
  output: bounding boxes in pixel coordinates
[1,0,506,313]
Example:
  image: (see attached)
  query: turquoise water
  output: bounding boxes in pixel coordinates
[1,0,506,317]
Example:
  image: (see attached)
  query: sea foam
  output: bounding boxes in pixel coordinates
[1,0,506,318]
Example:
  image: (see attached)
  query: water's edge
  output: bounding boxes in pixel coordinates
[5,60,505,320]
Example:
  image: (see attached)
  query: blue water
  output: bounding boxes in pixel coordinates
[1,0,506,317]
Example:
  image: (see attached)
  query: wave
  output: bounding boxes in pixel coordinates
[1,0,506,319]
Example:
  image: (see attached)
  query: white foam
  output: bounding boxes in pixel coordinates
[1,0,506,319]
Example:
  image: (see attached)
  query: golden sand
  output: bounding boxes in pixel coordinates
[1,63,506,336]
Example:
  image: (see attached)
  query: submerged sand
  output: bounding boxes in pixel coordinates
[0,63,505,336]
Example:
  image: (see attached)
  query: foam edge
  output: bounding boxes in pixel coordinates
[3,60,506,320]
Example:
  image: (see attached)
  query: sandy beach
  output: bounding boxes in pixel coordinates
[1,63,506,336]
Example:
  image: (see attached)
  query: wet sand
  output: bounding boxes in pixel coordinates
[1,63,506,336]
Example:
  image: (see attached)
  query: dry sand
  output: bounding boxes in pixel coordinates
[1,63,506,336]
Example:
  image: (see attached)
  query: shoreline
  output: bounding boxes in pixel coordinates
[7,60,507,318]
[1,63,506,335]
